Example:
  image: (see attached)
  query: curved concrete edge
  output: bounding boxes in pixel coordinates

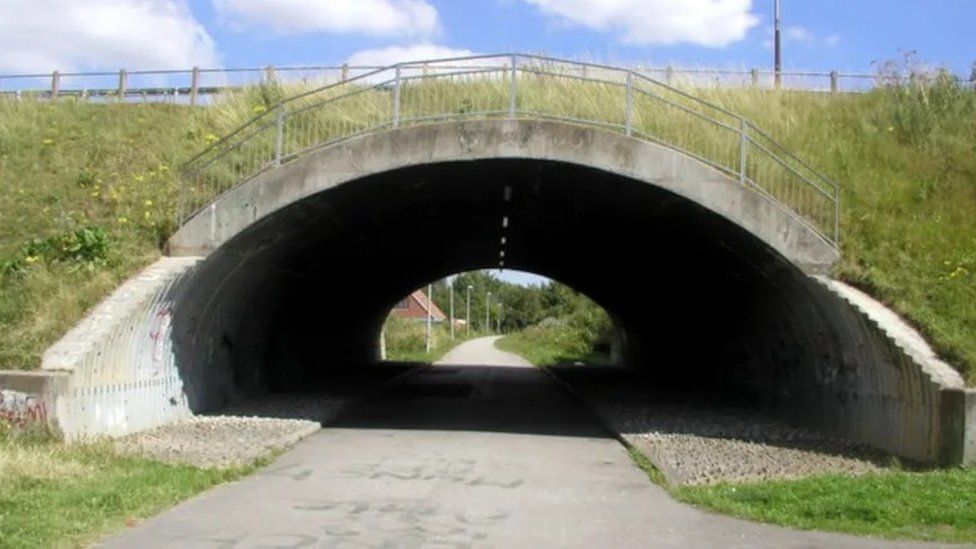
[812,276,974,464]
[168,120,838,274]
[813,276,964,389]
[35,257,204,439]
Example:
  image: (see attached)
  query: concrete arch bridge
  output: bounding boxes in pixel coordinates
[24,55,972,464]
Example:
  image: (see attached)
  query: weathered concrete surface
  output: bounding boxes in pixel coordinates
[169,120,838,274]
[0,371,64,430]
[38,257,203,439]
[102,339,949,548]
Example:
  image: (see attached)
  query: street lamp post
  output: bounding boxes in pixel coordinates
[466,285,473,334]
[485,291,492,333]
[425,283,433,352]
[449,279,455,340]
[774,0,782,89]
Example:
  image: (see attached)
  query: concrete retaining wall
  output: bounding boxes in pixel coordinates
[35,257,203,439]
[799,277,967,463]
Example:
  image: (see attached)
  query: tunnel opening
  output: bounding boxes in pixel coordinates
[378,269,621,366]
[169,156,846,427]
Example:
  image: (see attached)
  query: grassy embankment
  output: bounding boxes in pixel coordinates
[1,77,973,380]
[0,427,257,547]
[383,316,482,362]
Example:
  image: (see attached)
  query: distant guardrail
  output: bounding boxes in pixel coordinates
[2,62,973,105]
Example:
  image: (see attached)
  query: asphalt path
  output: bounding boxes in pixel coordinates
[103,337,952,548]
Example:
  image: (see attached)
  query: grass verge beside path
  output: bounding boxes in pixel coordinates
[0,430,256,548]
[495,331,608,367]
[383,318,484,363]
[671,469,976,544]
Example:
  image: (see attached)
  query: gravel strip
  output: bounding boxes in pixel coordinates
[549,366,891,486]
[116,394,345,469]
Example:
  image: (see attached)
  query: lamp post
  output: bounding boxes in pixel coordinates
[774,0,782,89]
[466,285,473,333]
[449,279,455,340]
[485,291,492,333]
[425,283,433,352]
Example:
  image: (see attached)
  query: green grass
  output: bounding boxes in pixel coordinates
[496,323,609,366]
[1,79,974,382]
[619,424,976,543]
[0,430,254,548]
[383,316,482,363]
[671,468,976,544]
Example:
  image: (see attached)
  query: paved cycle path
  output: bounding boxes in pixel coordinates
[104,337,952,548]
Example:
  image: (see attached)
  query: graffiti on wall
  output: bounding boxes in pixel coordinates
[0,390,48,427]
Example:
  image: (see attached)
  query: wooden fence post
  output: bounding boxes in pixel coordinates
[117,69,127,102]
[50,71,60,101]
[190,66,200,106]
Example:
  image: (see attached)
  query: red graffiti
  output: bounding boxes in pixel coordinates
[0,390,48,428]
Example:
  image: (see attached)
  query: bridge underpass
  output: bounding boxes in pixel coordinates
[177,155,829,406]
[33,61,972,464]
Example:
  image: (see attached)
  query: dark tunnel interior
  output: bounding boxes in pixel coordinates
[173,158,844,415]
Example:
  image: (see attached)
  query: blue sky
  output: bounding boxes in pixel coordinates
[203,1,974,75]
[0,1,972,77]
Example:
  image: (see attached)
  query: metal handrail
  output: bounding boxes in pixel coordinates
[176,53,842,247]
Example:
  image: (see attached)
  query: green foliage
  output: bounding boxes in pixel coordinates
[674,468,976,543]
[496,283,612,366]
[383,316,477,363]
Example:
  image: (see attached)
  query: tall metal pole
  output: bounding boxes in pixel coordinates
[466,286,472,333]
[449,280,455,340]
[774,0,782,89]
[485,291,492,333]
[425,284,433,352]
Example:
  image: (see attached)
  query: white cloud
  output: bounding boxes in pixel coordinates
[346,44,476,67]
[762,25,837,50]
[0,0,218,72]
[783,26,813,43]
[524,0,759,47]
[214,0,438,37]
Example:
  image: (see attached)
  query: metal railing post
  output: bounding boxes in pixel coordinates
[830,70,839,93]
[340,63,349,82]
[624,72,633,136]
[190,66,200,106]
[739,117,748,184]
[50,71,60,101]
[509,55,517,118]
[392,65,401,128]
[274,106,285,166]
[264,65,276,85]
[117,69,127,102]
[750,68,760,87]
